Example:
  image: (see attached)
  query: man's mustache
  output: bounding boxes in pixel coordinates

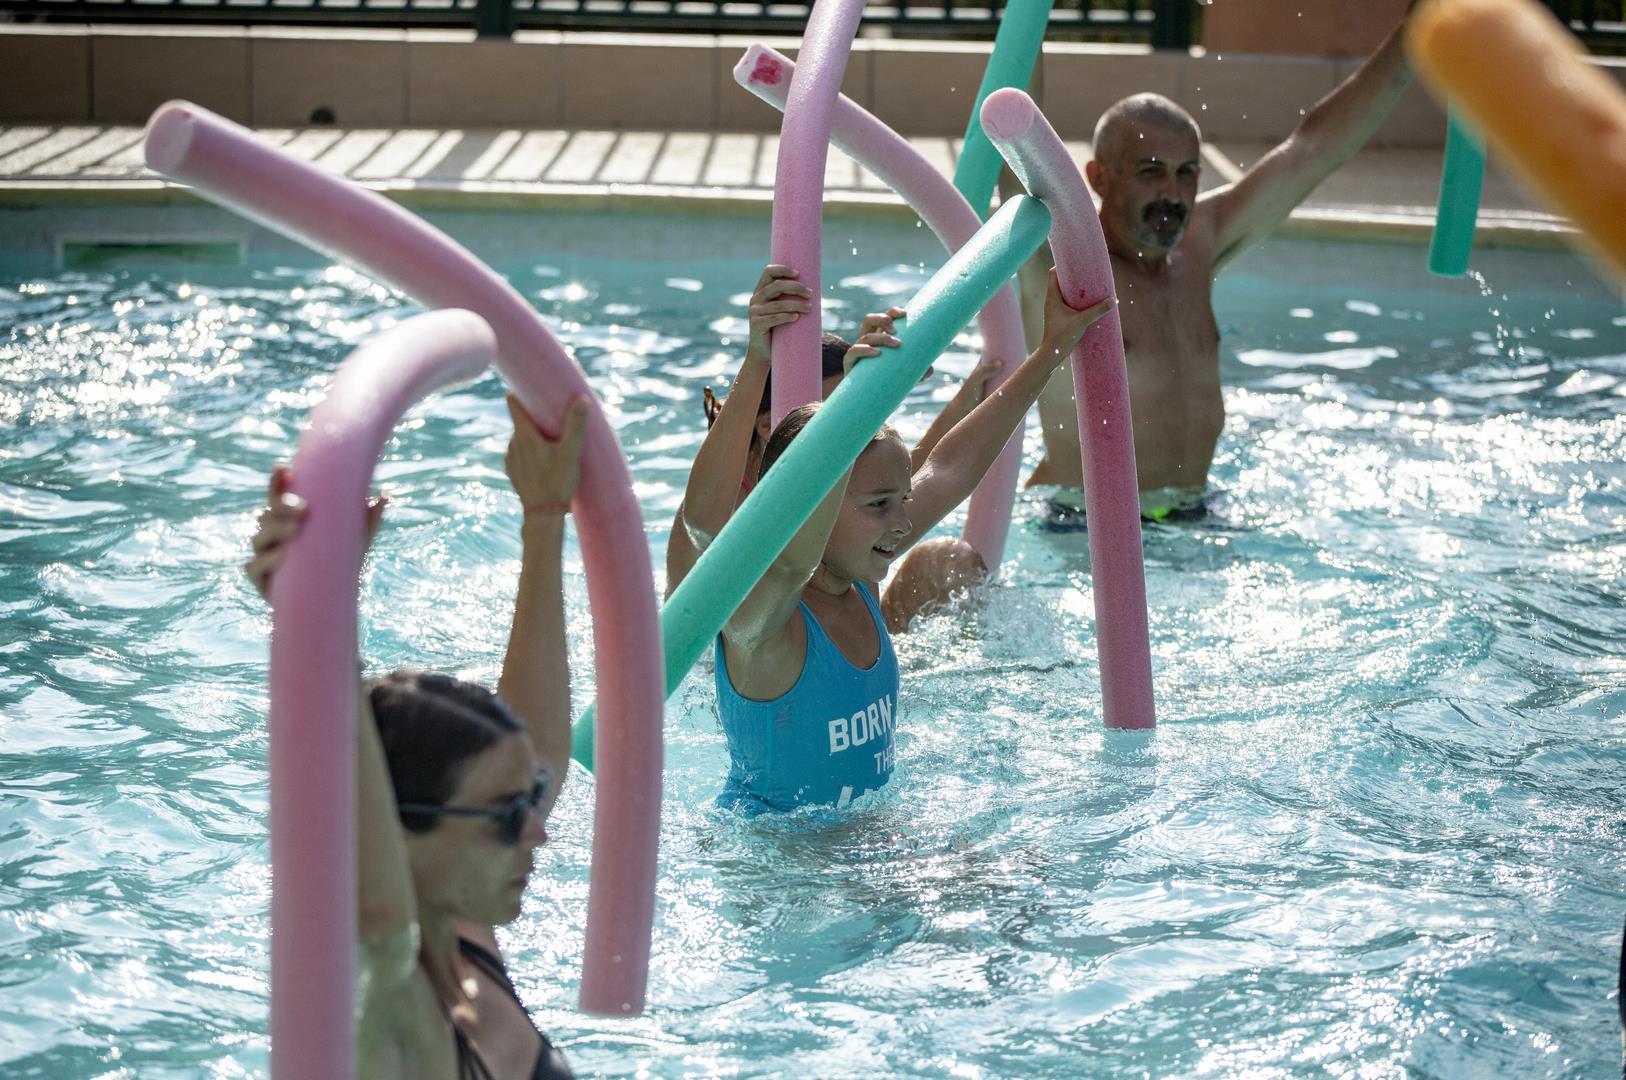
[1143,200,1188,222]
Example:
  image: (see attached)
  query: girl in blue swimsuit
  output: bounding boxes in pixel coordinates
[680,269,1113,814]
[246,395,583,1079]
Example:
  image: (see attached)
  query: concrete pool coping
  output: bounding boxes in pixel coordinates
[0,122,1581,253]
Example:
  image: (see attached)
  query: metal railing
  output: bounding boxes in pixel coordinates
[0,0,1618,49]
[0,0,1199,47]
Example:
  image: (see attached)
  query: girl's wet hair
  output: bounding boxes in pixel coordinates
[367,670,524,834]
[704,332,851,429]
[758,401,901,482]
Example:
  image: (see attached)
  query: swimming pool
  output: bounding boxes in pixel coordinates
[2,209,1623,1077]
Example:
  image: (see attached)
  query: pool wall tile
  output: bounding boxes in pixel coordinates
[407,36,564,129]
[91,29,251,126]
[562,35,718,130]
[1040,45,1184,147]
[1203,0,1410,58]
[1181,54,1340,144]
[1334,58,1447,149]
[0,29,92,124]
[869,41,996,138]
[251,32,408,128]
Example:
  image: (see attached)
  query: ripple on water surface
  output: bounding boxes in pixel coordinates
[1,234,1624,1078]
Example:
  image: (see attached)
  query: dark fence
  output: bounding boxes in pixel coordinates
[1,0,1200,47]
[0,0,1620,50]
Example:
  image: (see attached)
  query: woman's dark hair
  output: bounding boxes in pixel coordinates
[758,402,900,483]
[704,332,851,429]
[367,670,523,834]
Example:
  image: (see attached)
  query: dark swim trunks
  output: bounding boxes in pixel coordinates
[1038,490,1209,533]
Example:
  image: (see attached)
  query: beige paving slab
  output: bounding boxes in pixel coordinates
[350,129,443,180]
[455,130,524,181]
[649,132,710,186]
[753,134,780,189]
[0,126,104,174]
[545,131,617,183]
[315,130,392,176]
[0,127,53,158]
[28,127,144,176]
[599,132,665,185]
[491,131,568,181]
[402,131,466,180]
[702,133,759,188]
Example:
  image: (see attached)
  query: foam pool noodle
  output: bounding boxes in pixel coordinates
[269,310,496,1080]
[572,195,1053,758]
[735,42,1028,565]
[767,0,867,422]
[1428,109,1487,277]
[1408,0,1626,283]
[980,87,1156,731]
[143,101,663,1027]
[952,0,1055,218]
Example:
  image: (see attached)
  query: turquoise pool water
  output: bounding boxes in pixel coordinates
[2,213,1624,1077]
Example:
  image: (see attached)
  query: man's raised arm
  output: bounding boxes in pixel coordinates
[1209,10,1418,272]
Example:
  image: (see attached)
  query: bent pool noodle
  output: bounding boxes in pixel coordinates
[1407,0,1626,282]
[269,310,495,1080]
[143,102,662,1020]
[1428,110,1486,277]
[572,196,1051,759]
[952,0,1055,219]
[737,44,1027,565]
[981,88,1156,731]
[766,0,867,423]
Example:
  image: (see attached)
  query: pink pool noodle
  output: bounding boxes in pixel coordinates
[736,44,1027,566]
[767,0,867,423]
[142,102,663,1030]
[979,88,1156,730]
[268,310,494,1080]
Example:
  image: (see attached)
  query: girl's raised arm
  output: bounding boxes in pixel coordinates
[904,270,1113,546]
[667,265,811,596]
[496,395,587,812]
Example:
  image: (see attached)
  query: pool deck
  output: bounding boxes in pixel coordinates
[0,122,1574,249]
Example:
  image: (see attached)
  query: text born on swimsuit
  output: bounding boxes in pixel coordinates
[827,693,895,775]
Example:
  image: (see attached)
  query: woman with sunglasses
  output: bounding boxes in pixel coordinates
[245,394,586,1080]
[667,263,1008,632]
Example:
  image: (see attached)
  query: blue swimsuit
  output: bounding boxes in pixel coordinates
[714,582,900,813]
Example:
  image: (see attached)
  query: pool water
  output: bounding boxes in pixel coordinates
[2,213,1624,1078]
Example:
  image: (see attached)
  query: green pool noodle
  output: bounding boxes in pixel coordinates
[953,0,1055,218]
[571,195,1053,769]
[1428,109,1487,277]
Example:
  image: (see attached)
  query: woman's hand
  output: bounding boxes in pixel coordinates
[244,465,385,602]
[842,307,907,375]
[1038,268,1116,362]
[505,394,590,520]
[745,265,813,361]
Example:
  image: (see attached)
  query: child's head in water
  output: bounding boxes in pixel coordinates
[370,670,552,926]
[761,402,913,586]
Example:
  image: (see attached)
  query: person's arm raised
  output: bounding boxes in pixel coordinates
[667,265,810,597]
[1209,7,1417,272]
[243,472,415,982]
[720,328,904,670]
[496,395,586,815]
[904,270,1113,545]
[910,353,1004,472]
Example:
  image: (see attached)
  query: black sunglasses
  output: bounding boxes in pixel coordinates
[397,772,551,847]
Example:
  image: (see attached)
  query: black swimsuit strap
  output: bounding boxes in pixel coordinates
[455,937,576,1080]
[459,938,524,1004]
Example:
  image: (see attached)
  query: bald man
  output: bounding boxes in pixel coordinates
[1010,14,1418,519]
